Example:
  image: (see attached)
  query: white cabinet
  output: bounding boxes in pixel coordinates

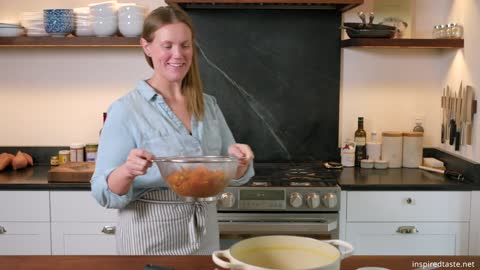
[345,191,470,255]
[0,191,51,255]
[469,191,480,255]
[50,191,118,255]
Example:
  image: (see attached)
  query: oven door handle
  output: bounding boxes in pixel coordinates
[218,220,337,234]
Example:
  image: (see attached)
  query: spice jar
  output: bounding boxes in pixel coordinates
[70,143,85,162]
[50,156,59,166]
[58,150,70,165]
[381,131,403,168]
[85,143,98,162]
[402,132,423,168]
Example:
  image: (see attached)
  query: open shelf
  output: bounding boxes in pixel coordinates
[341,38,464,49]
[0,36,141,47]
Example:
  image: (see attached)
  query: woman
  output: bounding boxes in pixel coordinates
[90,6,254,255]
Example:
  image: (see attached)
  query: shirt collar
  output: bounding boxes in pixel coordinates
[136,80,159,102]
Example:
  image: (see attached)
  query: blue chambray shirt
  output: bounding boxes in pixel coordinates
[91,80,254,209]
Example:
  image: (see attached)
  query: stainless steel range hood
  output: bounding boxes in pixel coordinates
[166,0,363,11]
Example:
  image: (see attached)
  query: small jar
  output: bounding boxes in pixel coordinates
[50,156,59,166]
[438,24,447,38]
[402,132,423,168]
[451,23,463,39]
[382,131,403,168]
[432,25,441,38]
[58,150,70,165]
[70,143,85,162]
[85,143,98,162]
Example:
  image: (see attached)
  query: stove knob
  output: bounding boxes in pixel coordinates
[289,192,303,208]
[218,192,235,208]
[321,193,338,208]
[306,193,320,208]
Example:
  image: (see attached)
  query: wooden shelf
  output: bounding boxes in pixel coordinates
[341,38,464,49]
[166,0,363,12]
[0,36,141,47]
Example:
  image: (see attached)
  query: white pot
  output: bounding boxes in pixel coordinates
[212,236,353,270]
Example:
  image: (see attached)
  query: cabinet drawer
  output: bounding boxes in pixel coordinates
[346,222,469,255]
[0,191,50,221]
[347,191,470,222]
[0,222,51,255]
[51,191,117,222]
[51,222,117,255]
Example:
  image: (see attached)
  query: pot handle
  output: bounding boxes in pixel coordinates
[324,240,354,259]
[212,250,245,270]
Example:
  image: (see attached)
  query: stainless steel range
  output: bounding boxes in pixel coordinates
[216,162,341,249]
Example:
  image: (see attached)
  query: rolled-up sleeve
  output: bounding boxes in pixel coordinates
[90,100,136,209]
[213,99,254,186]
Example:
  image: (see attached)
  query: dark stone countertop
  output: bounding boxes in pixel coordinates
[1,165,480,191]
[339,167,480,191]
[0,165,90,190]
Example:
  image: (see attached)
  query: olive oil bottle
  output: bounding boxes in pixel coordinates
[354,117,367,166]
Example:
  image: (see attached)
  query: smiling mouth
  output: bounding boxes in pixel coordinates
[168,63,185,67]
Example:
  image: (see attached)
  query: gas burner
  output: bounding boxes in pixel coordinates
[289,182,312,187]
[251,181,271,187]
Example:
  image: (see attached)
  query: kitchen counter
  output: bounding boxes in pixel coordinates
[0,255,478,270]
[339,167,480,191]
[1,165,479,191]
[0,165,90,190]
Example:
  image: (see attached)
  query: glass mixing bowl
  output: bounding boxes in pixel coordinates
[153,156,238,200]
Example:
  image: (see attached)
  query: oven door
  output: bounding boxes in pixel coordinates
[217,212,338,249]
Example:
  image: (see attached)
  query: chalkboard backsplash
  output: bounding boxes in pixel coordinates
[187,8,341,162]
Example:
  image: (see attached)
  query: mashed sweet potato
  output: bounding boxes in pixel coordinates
[166,166,227,197]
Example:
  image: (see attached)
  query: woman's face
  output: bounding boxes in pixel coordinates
[143,22,193,83]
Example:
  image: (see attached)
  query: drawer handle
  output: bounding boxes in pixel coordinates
[0,226,6,234]
[101,226,116,235]
[396,225,418,234]
[406,197,414,204]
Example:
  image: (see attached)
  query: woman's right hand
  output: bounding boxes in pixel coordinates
[122,149,155,179]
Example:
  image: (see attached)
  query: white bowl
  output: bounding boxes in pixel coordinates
[93,19,117,37]
[0,27,24,37]
[119,21,142,37]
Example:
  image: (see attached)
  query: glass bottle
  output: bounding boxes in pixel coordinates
[354,117,367,167]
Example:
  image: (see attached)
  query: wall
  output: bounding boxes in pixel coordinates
[0,0,165,146]
[341,0,479,163]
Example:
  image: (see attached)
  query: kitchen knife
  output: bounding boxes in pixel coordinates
[466,85,474,144]
[449,91,456,145]
[441,88,446,143]
[454,83,462,150]
[419,165,465,182]
[461,83,468,145]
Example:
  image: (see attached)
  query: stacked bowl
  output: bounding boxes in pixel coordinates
[73,7,93,36]
[43,9,74,37]
[0,23,24,37]
[21,12,48,37]
[89,1,118,37]
[118,3,145,37]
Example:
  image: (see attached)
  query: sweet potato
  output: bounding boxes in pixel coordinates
[22,152,33,166]
[12,151,28,170]
[0,153,14,171]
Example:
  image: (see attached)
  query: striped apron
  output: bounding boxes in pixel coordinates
[116,189,219,255]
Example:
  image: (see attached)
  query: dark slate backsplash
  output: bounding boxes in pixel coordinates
[0,146,67,165]
[188,8,341,162]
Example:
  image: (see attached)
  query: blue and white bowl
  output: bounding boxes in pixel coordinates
[43,9,74,37]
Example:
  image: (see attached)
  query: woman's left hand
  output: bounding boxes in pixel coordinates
[228,144,254,178]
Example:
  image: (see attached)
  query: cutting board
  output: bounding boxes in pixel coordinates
[47,162,96,183]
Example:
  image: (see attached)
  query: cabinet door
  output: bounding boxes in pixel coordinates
[470,191,480,255]
[50,191,117,222]
[0,222,51,255]
[0,191,50,221]
[51,222,117,255]
[346,222,469,255]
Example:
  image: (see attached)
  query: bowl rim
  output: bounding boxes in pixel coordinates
[153,155,238,163]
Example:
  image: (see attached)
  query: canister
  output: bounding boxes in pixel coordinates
[70,143,85,162]
[381,131,403,168]
[85,143,98,162]
[58,150,70,165]
[402,132,423,168]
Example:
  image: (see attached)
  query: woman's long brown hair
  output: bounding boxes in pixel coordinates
[142,6,204,120]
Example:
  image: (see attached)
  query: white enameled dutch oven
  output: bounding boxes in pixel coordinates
[212,235,354,270]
